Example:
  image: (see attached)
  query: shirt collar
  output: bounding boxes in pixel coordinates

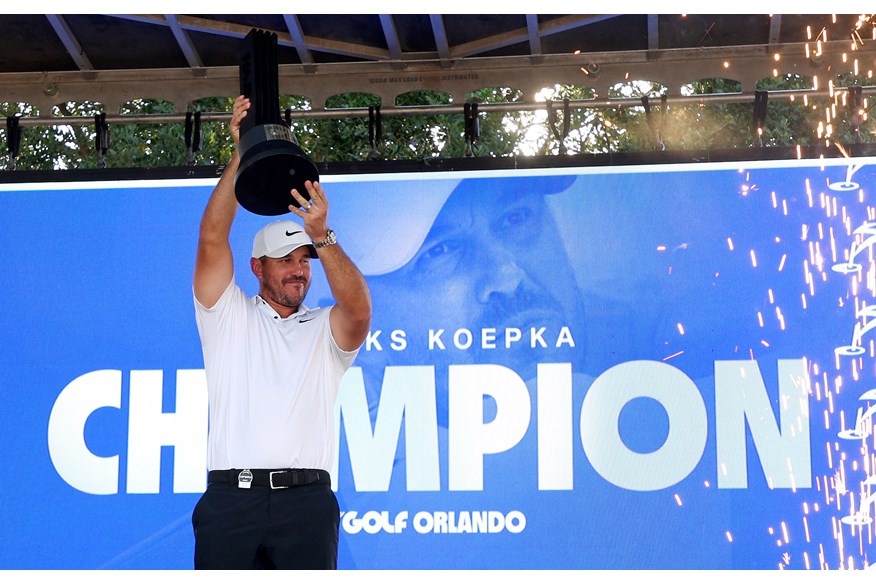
[253,295,311,322]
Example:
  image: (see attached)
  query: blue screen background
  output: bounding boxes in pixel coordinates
[1,158,874,570]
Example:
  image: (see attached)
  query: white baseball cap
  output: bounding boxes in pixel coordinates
[329,173,576,276]
[328,177,460,276]
[251,220,317,259]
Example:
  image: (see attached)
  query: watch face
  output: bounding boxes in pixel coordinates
[317,229,336,248]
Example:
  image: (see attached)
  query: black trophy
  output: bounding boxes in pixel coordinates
[234,28,319,216]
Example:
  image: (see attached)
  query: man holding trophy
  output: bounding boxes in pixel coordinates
[189,31,371,569]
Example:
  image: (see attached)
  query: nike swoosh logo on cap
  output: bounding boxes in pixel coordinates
[286,230,302,236]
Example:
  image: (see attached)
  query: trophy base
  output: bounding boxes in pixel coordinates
[234,124,320,216]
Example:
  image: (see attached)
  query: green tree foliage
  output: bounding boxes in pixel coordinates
[0,97,237,170]
[285,87,526,162]
[665,75,822,150]
[1,101,102,170]
[2,72,872,171]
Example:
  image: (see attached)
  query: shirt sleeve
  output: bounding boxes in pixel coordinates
[325,305,361,370]
[193,278,248,359]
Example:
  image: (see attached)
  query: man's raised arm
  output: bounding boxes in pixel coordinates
[193,96,249,308]
[290,181,372,352]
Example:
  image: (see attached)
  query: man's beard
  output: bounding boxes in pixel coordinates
[471,281,586,375]
[262,276,309,309]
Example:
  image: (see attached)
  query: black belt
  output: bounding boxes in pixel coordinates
[208,468,329,489]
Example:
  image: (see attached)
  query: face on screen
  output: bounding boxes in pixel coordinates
[365,179,586,382]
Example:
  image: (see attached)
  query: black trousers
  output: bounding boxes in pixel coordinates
[192,478,340,569]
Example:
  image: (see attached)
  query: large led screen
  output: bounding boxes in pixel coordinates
[1,156,875,570]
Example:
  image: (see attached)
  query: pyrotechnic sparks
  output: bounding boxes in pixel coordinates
[634,15,876,570]
[738,122,874,569]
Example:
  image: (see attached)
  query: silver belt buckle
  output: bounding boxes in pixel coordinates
[269,470,289,489]
[237,469,253,489]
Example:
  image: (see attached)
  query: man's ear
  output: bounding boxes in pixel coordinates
[250,257,262,280]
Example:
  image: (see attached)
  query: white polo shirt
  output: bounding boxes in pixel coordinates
[194,278,359,472]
